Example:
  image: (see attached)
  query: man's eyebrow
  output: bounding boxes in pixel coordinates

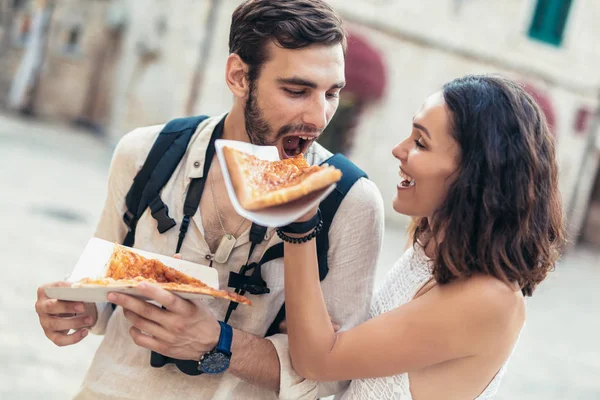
[330,81,346,90]
[277,77,317,88]
[413,122,431,139]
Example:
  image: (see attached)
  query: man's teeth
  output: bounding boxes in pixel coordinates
[286,136,312,142]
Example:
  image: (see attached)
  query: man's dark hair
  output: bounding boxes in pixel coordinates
[229,0,347,82]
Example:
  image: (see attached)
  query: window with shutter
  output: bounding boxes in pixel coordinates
[528,0,573,46]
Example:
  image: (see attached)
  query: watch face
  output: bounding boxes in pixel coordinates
[200,352,230,374]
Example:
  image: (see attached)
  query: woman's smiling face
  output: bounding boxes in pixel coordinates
[391,91,460,218]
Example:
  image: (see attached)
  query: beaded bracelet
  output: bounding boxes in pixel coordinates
[276,219,323,244]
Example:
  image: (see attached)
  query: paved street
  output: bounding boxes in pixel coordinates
[1,112,599,399]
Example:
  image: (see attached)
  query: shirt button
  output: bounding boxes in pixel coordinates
[193,161,201,168]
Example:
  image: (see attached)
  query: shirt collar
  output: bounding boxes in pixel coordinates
[185,113,227,180]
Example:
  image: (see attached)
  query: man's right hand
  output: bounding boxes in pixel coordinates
[35,282,97,346]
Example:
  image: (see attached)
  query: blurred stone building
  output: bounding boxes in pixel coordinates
[1,0,599,245]
[324,0,600,247]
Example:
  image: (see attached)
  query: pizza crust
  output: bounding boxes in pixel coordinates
[224,146,255,208]
[241,166,341,210]
[74,278,251,305]
[223,146,342,211]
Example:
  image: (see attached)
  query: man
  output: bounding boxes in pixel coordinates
[35,1,384,399]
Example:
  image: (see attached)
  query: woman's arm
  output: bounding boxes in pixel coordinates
[283,239,522,381]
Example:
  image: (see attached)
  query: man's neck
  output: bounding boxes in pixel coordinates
[223,107,250,143]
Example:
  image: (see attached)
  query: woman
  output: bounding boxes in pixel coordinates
[277,75,565,399]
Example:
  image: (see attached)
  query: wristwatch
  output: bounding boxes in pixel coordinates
[198,321,233,374]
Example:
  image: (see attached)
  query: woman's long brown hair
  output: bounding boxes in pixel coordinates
[413,75,566,296]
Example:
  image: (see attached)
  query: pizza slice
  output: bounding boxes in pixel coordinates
[222,146,342,211]
[74,244,251,305]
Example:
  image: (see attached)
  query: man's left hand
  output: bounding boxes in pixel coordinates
[108,283,220,360]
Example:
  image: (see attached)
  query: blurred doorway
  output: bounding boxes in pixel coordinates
[582,165,600,246]
[74,18,125,136]
[321,32,387,155]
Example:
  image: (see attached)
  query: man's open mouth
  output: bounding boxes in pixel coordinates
[282,135,316,158]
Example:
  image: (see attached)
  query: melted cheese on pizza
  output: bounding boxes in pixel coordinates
[234,151,321,195]
[105,246,207,287]
[74,245,252,305]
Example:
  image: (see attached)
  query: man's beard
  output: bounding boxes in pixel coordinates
[244,80,323,146]
[244,80,275,146]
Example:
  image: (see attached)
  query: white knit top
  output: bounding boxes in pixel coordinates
[340,245,519,400]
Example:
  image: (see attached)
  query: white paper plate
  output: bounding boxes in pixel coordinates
[214,139,336,227]
[45,238,220,303]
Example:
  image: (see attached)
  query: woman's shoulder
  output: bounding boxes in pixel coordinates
[439,274,526,340]
[459,274,523,306]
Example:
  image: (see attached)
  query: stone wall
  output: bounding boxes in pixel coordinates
[327,0,600,94]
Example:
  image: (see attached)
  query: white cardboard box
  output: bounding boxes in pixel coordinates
[45,238,219,303]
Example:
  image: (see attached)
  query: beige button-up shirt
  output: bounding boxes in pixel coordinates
[75,115,384,400]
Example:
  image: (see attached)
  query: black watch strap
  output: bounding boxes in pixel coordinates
[280,209,321,234]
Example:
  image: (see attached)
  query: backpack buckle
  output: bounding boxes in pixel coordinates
[123,210,136,231]
[149,197,177,234]
[228,264,271,295]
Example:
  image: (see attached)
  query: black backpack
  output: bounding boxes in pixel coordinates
[119,115,367,373]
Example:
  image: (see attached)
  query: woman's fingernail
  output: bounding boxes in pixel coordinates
[75,304,85,312]
[82,329,88,337]
[84,317,93,325]
[107,293,117,302]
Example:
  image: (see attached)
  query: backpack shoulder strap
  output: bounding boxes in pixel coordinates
[263,153,368,337]
[314,153,368,280]
[122,115,209,247]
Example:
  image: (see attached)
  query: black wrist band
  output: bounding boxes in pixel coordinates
[277,220,323,244]
[280,209,322,234]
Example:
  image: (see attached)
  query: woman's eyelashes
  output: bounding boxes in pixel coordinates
[415,140,425,149]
